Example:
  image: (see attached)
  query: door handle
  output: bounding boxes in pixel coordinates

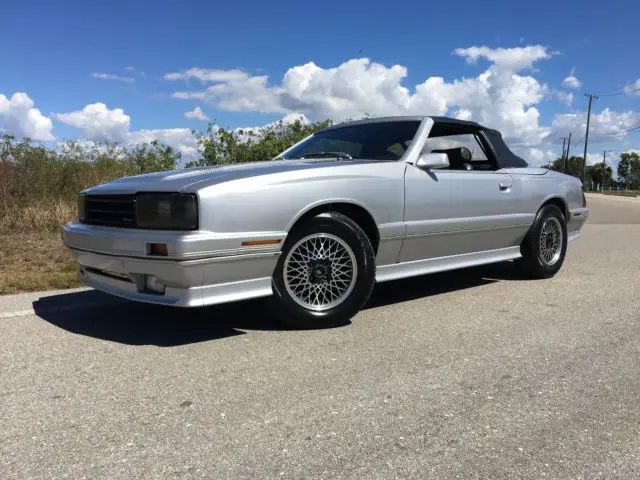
[499,182,512,191]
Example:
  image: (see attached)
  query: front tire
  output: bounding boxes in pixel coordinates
[268,212,376,329]
[517,204,567,278]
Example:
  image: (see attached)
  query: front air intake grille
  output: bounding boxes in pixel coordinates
[83,194,137,228]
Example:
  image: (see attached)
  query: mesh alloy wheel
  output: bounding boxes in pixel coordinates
[268,211,376,329]
[283,233,358,311]
[538,217,563,266]
[516,203,567,279]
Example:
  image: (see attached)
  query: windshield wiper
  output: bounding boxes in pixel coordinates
[300,151,353,160]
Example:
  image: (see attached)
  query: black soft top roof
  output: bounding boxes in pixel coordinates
[429,116,528,168]
[429,116,484,129]
[318,115,529,168]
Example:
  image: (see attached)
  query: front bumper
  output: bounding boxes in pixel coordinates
[62,222,283,307]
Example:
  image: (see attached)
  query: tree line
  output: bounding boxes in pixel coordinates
[0,117,331,206]
[543,152,640,188]
[0,117,332,233]
[2,114,638,225]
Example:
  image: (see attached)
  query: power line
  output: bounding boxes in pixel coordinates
[592,84,626,94]
[592,80,640,96]
[596,86,640,97]
[559,136,583,156]
[590,124,640,136]
[572,135,585,146]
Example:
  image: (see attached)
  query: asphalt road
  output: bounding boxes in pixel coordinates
[1,193,639,479]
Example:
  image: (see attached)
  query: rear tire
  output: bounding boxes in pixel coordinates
[268,212,376,329]
[516,204,567,278]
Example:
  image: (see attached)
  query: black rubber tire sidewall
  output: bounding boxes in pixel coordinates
[268,212,376,329]
[518,204,568,278]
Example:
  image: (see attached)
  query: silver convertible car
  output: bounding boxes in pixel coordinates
[62,115,589,328]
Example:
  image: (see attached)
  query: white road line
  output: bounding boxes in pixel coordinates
[0,309,35,319]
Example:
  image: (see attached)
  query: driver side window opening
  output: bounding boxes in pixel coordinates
[422,124,498,171]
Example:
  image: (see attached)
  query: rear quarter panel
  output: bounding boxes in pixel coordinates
[508,169,585,223]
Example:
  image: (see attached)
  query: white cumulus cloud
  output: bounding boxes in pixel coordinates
[128,128,200,158]
[562,76,581,89]
[623,79,640,95]
[0,92,55,141]
[551,108,640,142]
[514,147,557,166]
[54,103,131,143]
[561,67,582,89]
[36,45,640,169]
[555,91,574,106]
[232,112,310,143]
[91,72,136,83]
[167,45,559,152]
[54,102,200,159]
[453,45,554,70]
[165,68,248,83]
[184,106,210,121]
[585,152,608,167]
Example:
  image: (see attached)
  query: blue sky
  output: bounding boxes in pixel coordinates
[1,0,639,169]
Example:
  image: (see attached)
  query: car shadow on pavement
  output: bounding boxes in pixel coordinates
[33,261,529,347]
[33,291,283,347]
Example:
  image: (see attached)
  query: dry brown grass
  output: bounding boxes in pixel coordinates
[0,199,77,233]
[0,132,186,295]
[0,200,81,294]
[0,230,81,295]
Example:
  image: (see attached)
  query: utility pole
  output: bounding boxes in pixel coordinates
[564,132,572,173]
[582,93,598,182]
[602,149,612,190]
[561,137,567,170]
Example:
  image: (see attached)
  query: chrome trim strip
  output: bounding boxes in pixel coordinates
[163,245,281,259]
[375,246,522,283]
[404,223,531,239]
[405,213,534,236]
[378,221,406,239]
[61,221,286,259]
[67,246,280,265]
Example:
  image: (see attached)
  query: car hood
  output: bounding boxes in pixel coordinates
[85,158,373,194]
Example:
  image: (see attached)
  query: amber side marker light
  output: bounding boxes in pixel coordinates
[241,239,281,247]
[149,243,168,256]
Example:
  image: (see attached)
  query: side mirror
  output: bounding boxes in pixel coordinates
[415,152,450,170]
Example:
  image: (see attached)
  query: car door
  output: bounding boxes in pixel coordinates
[398,134,529,263]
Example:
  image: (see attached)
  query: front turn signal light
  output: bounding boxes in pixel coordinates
[149,243,168,256]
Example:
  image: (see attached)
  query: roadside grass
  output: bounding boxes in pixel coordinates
[0,231,80,295]
[0,201,81,295]
[0,199,77,233]
[593,190,640,198]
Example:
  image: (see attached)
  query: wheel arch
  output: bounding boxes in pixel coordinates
[539,196,568,220]
[286,200,380,254]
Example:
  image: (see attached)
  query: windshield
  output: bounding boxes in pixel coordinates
[281,120,421,160]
